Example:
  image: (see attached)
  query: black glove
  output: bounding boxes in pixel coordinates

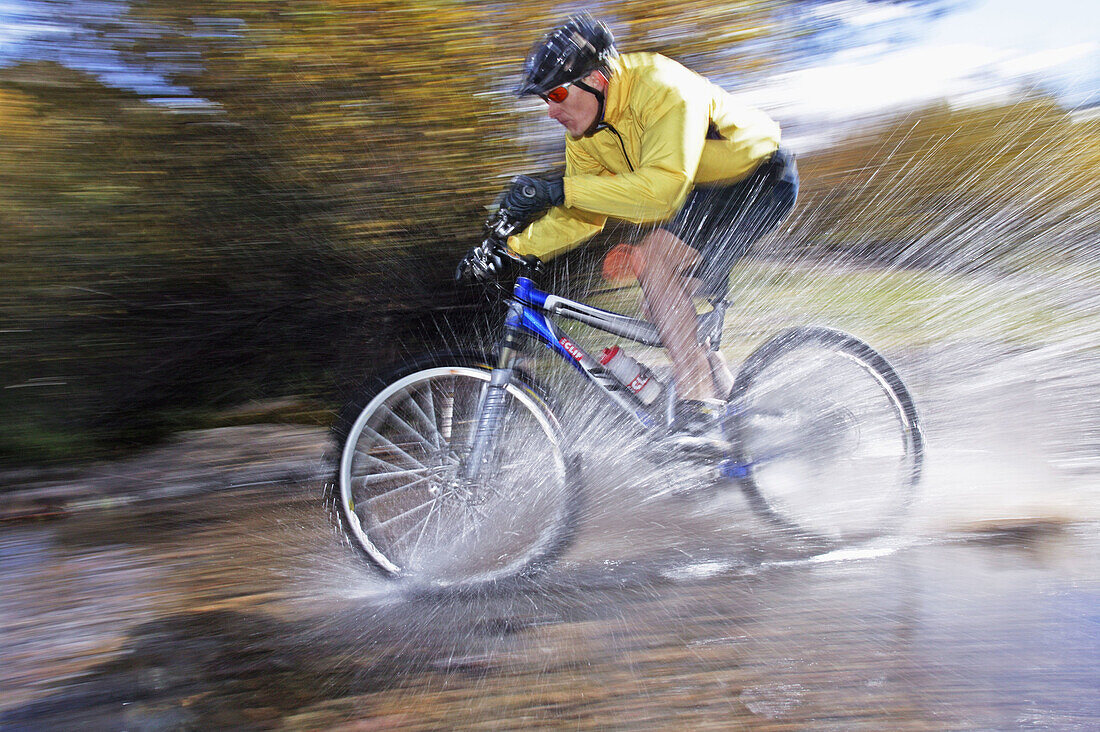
[501,174,565,225]
[456,238,506,282]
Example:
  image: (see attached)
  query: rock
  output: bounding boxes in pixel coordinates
[0,425,335,520]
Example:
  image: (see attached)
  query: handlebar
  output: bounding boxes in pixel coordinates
[455,204,544,282]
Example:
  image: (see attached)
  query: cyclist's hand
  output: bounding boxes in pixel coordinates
[501,174,564,225]
[456,239,506,282]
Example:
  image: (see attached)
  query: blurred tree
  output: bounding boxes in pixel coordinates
[0,61,369,464]
[102,0,808,245]
[0,0,1077,468]
[794,96,1100,271]
[0,1,807,465]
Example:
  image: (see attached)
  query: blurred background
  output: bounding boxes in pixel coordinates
[2,0,1095,467]
[2,2,1099,729]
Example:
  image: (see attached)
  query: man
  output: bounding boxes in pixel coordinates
[478,13,798,441]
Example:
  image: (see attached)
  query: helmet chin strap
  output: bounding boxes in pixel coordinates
[573,77,606,137]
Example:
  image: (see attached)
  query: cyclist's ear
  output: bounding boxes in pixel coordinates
[585,70,609,91]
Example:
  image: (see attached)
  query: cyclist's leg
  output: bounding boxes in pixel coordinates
[647,148,798,409]
[693,149,799,299]
[634,148,800,413]
[634,228,716,401]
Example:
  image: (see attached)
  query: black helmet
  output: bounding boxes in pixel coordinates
[516,13,616,97]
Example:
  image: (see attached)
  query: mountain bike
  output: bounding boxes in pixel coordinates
[333,206,924,588]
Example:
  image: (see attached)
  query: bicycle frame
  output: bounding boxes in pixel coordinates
[461,272,729,480]
[507,276,672,429]
[337,210,922,578]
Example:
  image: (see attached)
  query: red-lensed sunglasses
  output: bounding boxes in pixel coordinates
[540,82,573,104]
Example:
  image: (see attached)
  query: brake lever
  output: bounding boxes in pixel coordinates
[485,208,523,242]
[456,206,543,281]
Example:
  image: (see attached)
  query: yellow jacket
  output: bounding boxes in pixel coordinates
[508,52,781,260]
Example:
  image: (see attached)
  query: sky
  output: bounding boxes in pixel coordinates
[748,0,1100,131]
[1,0,1097,125]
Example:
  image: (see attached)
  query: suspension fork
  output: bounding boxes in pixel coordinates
[461,301,526,481]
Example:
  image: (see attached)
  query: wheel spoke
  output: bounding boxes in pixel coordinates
[358,423,427,470]
[338,365,576,587]
[402,493,445,565]
[377,401,436,453]
[412,381,442,450]
[352,465,431,486]
[437,376,456,444]
[452,501,481,550]
[352,449,424,477]
[362,475,432,502]
[374,494,436,530]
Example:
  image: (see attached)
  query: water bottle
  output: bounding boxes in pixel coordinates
[600,346,664,405]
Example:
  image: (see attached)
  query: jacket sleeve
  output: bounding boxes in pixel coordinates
[507,140,608,260]
[694,99,780,183]
[564,84,708,224]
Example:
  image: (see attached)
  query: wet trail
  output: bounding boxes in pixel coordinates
[2,465,1098,729]
[4,274,1100,729]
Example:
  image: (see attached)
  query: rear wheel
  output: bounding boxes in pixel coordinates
[729,327,923,543]
[335,356,580,588]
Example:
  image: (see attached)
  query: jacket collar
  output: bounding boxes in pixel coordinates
[600,55,627,127]
[576,56,627,138]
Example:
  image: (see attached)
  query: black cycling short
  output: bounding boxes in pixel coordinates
[659,146,798,297]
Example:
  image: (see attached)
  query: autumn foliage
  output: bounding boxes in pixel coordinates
[1,2,1096,465]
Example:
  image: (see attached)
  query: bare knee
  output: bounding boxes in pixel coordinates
[636,229,697,282]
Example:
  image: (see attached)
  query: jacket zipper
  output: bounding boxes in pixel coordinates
[603,123,635,172]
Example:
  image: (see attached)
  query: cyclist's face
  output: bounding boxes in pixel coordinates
[546,72,604,138]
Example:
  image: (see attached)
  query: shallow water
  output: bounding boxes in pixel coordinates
[4,302,1100,729]
[1,476,1097,730]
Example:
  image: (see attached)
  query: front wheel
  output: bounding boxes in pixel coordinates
[729,327,923,543]
[334,355,580,588]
